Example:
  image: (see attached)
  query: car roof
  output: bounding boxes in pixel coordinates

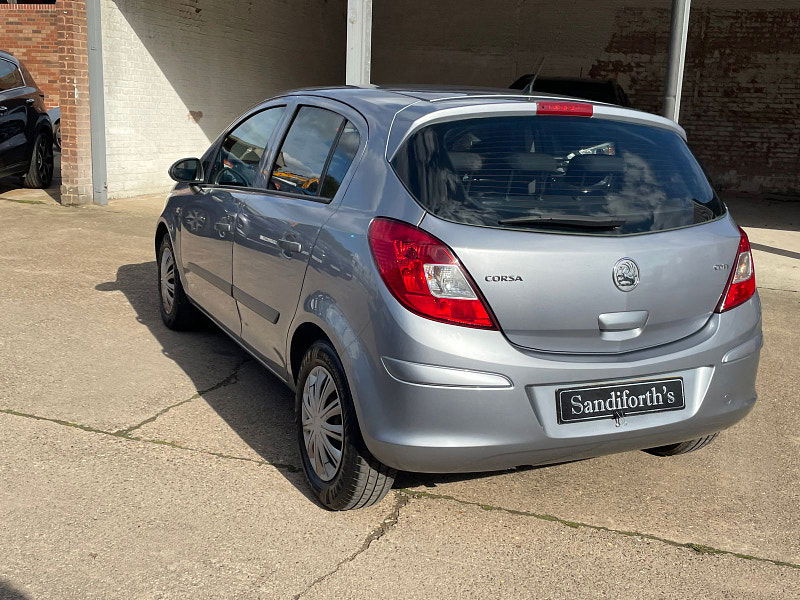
[0,50,20,66]
[288,84,574,106]
[283,86,682,135]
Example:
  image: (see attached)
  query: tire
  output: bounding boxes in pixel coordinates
[157,235,201,330]
[22,130,54,189]
[296,341,396,510]
[643,433,719,456]
[53,120,62,152]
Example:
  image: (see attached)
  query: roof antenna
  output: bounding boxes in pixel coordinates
[522,56,547,95]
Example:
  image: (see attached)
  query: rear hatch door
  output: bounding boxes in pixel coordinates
[421,214,739,354]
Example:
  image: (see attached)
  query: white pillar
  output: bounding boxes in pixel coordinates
[346,0,372,86]
[663,0,691,123]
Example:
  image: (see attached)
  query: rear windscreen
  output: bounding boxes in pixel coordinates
[391,116,725,235]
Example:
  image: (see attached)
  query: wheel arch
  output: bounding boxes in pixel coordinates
[155,220,170,255]
[289,322,333,384]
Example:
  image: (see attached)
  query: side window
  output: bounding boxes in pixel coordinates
[270,106,344,197]
[0,60,24,92]
[213,106,285,187]
[321,122,360,199]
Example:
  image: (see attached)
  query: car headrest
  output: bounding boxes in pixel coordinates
[566,154,624,174]
[507,152,558,172]
[448,152,483,172]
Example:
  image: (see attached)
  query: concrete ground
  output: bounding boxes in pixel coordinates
[0,190,798,599]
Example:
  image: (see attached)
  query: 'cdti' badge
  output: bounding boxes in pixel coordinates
[613,258,639,292]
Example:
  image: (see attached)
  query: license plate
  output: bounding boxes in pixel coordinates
[556,377,685,424]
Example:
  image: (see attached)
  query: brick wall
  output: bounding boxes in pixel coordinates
[57,0,92,204]
[100,0,346,199]
[0,1,93,204]
[373,0,800,195]
[0,3,61,107]
[590,6,800,194]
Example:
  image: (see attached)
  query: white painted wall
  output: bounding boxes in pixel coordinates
[101,0,346,199]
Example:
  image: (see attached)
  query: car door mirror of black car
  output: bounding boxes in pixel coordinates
[168,158,204,183]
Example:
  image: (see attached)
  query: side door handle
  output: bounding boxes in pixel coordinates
[278,239,302,254]
[0,106,7,113]
[25,98,35,105]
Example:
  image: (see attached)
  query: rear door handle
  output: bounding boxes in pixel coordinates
[278,239,302,254]
[25,98,35,105]
[0,106,7,113]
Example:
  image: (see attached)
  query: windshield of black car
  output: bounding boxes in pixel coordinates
[391,115,725,235]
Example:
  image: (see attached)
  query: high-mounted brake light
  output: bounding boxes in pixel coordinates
[368,218,496,329]
[716,227,756,313]
[536,101,594,117]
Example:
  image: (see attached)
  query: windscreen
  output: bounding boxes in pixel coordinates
[391,116,725,235]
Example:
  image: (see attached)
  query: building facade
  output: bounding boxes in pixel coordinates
[1,0,798,204]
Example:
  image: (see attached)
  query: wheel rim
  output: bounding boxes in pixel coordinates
[160,247,176,314]
[301,366,344,482]
[36,136,53,183]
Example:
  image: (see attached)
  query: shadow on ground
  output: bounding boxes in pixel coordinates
[94,261,323,502]
[725,194,800,232]
[0,580,29,600]
[97,261,536,503]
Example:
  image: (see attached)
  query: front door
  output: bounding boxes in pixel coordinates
[233,103,363,373]
[179,105,287,335]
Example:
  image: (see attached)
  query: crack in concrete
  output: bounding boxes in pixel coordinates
[3,399,797,573]
[402,489,800,571]
[292,492,410,600]
[0,406,302,474]
[114,358,251,436]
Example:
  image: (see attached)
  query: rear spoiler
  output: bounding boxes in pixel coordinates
[385,101,686,161]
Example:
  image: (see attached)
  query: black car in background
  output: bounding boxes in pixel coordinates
[0,50,54,188]
[510,75,632,108]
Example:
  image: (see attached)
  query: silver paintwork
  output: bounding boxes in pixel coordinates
[157,86,761,474]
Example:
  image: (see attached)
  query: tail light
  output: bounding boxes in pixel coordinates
[716,227,756,313]
[368,218,496,329]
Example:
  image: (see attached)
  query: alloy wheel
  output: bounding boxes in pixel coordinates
[36,135,54,184]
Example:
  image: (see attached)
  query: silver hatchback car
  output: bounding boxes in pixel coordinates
[156,87,761,510]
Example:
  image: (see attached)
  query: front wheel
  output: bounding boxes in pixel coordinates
[157,236,201,330]
[296,341,396,510]
[643,433,719,456]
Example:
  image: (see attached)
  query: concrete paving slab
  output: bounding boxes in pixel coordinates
[302,497,800,600]
[133,360,299,469]
[0,413,388,600]
[0,200,249,432]
[400,289,800,565]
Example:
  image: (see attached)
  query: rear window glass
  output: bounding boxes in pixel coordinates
[391,116,725,235]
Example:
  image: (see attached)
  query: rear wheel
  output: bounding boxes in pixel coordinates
[53,120,62,152]
[157,235,201,330]
[22,131,54,189]
[296,341,396,510]
[643,433,719,456]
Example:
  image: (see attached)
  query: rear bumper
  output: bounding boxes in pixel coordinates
[341,294,762,473]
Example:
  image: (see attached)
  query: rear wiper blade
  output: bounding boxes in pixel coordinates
[498,216,626,230]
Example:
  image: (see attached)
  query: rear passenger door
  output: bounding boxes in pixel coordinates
[232,99,363,374]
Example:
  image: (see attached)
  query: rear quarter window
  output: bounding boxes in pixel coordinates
[391,115,725,236]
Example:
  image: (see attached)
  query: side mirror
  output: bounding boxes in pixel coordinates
[169,157,203,183]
